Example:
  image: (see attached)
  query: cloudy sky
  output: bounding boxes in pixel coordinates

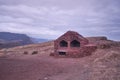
[0,0,120,40]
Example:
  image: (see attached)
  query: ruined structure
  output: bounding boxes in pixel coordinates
[50,31,97,57]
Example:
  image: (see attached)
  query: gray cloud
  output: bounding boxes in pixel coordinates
[0,0,120,40]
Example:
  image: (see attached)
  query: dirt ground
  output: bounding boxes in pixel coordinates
[0,53,94,80]
[0,40,120,80]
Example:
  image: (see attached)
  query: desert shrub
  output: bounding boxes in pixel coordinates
[101,45,108,49]
[98,44,111,49]
[32,51,38,55]
[50,53,55,56]
[23,51,28,55]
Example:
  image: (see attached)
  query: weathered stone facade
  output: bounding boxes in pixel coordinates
[50,31,97,58]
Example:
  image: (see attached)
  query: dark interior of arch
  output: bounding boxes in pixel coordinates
[70,40,80,47]
[59,52,66,55]
[60,40,68,47]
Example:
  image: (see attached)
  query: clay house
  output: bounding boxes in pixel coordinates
[50,31,97,58]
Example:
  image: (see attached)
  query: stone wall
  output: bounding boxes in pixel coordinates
[50,31,97,58]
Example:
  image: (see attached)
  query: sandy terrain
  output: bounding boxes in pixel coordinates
[0,53,93,80]
[0,40,120,80]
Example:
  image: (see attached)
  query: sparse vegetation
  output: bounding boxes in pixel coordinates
[31,51,38,55]
[23,51,28,55]
[90,49,120,80]
[50,53,54,56]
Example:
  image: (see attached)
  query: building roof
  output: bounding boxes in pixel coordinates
[57,31,87,41]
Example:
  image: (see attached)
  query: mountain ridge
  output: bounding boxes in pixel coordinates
[0,32,33,49]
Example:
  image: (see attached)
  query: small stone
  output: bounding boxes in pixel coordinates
[44,77,48,80]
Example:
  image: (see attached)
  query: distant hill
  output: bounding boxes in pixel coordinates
[31,38,49,43]
[0,32,33,49]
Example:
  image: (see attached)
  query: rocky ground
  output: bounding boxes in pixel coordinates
[0,37,120,80]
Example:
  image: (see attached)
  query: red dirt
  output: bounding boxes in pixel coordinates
[0,54,92,80]
[0,39,120,80]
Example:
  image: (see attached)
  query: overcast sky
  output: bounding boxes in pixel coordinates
[0,0,120,40]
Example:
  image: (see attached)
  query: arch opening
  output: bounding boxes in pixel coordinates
[70,40,80,47]
[60,40,68,47]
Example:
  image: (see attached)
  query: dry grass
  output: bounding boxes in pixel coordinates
[90,48,120,80]
[0,41,54,57]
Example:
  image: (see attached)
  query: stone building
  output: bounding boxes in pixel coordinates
[50,31,97,57]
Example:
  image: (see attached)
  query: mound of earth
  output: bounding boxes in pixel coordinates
[86,36,120,49]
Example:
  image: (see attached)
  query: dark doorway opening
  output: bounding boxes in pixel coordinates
[60,40,68,47]
[70,40,80,47]
[59,52,66,55]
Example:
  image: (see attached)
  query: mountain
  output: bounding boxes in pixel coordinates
[0,32,33,49]
[31,38,49,43]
